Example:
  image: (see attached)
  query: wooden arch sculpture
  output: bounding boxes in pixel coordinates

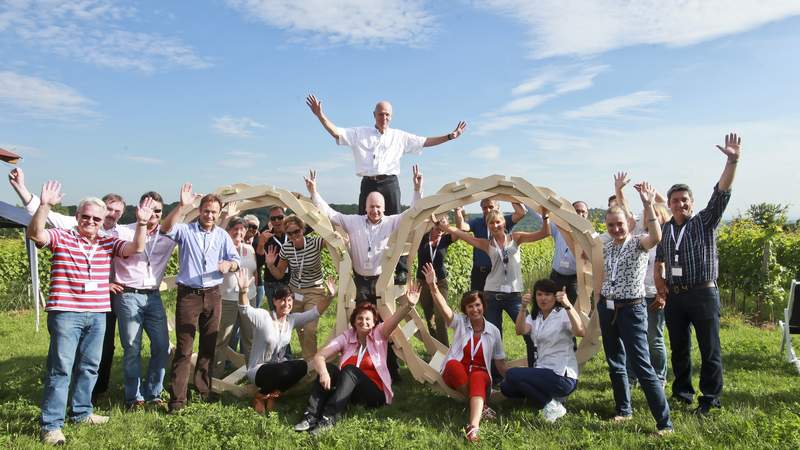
[178,183,358,397]
[370,175,605,399]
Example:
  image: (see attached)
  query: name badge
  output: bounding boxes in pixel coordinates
[559,259,570,269]
[144,268,157,287]
[84,281,99,292]
[500,285,512,293]
[671,267,683,277]
[606,300,615,310]
[294,293,304,302]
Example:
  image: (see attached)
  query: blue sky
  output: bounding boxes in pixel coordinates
[1,0,799,218]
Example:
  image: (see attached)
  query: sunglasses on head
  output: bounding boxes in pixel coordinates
[270,215,285,221]
[80,214,103,224]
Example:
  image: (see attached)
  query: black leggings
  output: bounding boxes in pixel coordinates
[305,363,386,418]
[254,360,308,394]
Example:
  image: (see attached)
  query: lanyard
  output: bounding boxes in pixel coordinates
[470,332,483,361]
[365,218,382,253]
[190,225,213,269]
[609,236,632,285]
[143,227,160,267]
[292,237,306,284]
[356,344,368,368]
[670,224,687,264]
[492,236,510,278]
[77,235,99,275]
[428,236,440,263]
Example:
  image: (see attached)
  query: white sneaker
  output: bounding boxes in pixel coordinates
[76,413,109,425]
[542,400,567,423]
[40,428,66,445]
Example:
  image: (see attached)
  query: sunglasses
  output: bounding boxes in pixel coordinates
[152,208,163,214]
[270,215,285,221]
[286,228,302,237]
[80,214,103,224]
[247,224,259,230]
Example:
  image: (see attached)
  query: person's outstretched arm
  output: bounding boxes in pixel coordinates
[556,288,585,337]
[717,133,741,192]
[28,181,63,246]
[435,215,490,253]
[421,263,454,326]
[119,198,155,257]
[306,95,342,141]
[380,283,420,339]
[633,182,662,250]
[513,208,550,244]
[423,121,467,147]
[511,202,526,224]
[515,292,532,335]
[161,183,197,234]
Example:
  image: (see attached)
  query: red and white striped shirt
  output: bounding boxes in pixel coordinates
[45,228,126,312]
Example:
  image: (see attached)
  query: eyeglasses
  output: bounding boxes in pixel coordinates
[270,215,285,221]
[247,224,259,230]
[80,214,103,224]
[152,208,163,214]
[286,228,302,237]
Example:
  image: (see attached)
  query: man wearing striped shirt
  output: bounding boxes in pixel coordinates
[264,215,326,359]
[28,181,151,446]
[160,183,241,413]
[654,133,742,416]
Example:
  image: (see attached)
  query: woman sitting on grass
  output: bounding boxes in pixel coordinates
[421,262,508,443]
[293,285,420,435]
[234,268,336,413]
[500,279,585,422]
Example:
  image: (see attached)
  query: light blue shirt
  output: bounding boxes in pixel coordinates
[551,224,576,276]
[163,222,241,288]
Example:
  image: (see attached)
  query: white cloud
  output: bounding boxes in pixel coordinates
[228,150,265,158]
[212,116,266,138]
[225,0,435,47]
[563,90,669,119]
[480,0,800,58]
[470,145,501,160]
[0,71,95,119]
[124,155,164,165]
[0,1,210,72]
[473,113,546,136]
[500,94,552,113]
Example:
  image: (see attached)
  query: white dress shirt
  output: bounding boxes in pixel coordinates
[312,189,421,276]
[337,126,426,176]
[444,314,506,383]
[527,310,579,380]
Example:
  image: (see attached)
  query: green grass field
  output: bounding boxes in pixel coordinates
[2,303,800,449]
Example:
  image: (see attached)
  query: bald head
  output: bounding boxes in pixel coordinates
[365,191,385,223]
[373,100,393,133]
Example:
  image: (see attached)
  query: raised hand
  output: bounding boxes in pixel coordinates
[304,170,317,195]
[521,290,532,306]
[405,282,421,307]
[451,121,467,139]
[259,229,274,244]
[633,181,656,204]
[324,276,337,298]
[179,183,197,207]
[235,267,254,292]
[265,245,279,265]
[421,262,437,286]
[412,164,423,192]
[8,167,25,189]
[225,200,241,218]
[555,287,570,307]
[136,197,155,223]
[614,171,630,191]
[305,94,323,117]
[716,133,741,162]
[40,180,64,206]
[434,214,450,232]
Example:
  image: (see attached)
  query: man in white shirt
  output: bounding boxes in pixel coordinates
[306,95,465,284]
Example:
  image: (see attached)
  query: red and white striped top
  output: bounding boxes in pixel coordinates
[45,228,126,312]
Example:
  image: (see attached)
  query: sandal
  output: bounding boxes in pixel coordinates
[481,405,497,421]
[464,424,480,443]
[265,391,281,411]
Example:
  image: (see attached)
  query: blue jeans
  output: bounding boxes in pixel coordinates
[500,367,577,409]
[483,291,535,367]
[598,298,671,430]
[114,291,170,404]
[40,311,105,431]
[626,297,667,384]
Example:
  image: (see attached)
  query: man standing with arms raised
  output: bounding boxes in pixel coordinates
[160,183,241,413]
[654,133,742,416]
[29,181,151,445]
[306,95,465,284]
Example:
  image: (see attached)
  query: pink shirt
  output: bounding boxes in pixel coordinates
[321,322,394,404]
[113,224,176,289]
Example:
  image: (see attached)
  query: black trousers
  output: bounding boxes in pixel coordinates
[92,310,116,400]
[470,266,491,291]
[359,175,407,279]
[665,286,723,407]
[255,360,308,394]
[549,270,578,305]
[306,363,385,418]
[352,272,400,378]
